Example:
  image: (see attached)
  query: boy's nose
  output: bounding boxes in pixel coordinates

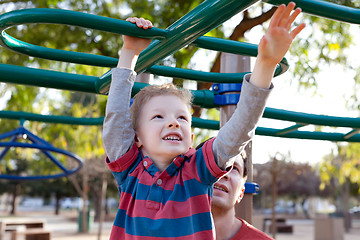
[167,120,180,129]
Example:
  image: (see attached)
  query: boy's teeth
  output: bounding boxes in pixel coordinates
[164,136,180,141]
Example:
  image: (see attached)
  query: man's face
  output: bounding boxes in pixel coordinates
[212,156,246,211]
[135,95,193,165]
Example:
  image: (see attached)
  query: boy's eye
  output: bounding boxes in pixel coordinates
[178,115,187,121]
[152,115,163,119]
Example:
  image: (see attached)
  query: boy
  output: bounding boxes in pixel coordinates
[103,3,305,239]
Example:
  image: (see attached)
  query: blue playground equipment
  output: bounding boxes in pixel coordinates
[0,0,359,186]
[0,121,83,180]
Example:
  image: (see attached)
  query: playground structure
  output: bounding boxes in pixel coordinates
[0,0,359,230]
[0,0,359,143]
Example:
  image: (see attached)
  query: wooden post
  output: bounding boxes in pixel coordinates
[136,73,151,84]
[220,52,253,223]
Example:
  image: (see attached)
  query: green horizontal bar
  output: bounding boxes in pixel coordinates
[265,0,360,24]
[147,65,247,83]
[0,64,216,108]
[0,63,97,93]
[0,31,119,68]
[0,111,104,125]
[0,30,288,77]
[256,127,360,142]
[264,107,360,128]
[0,8,167,38]
[2,110,360,142]
[0,110,219,130]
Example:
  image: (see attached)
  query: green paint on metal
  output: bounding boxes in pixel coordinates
[264,107,360,128]
[135,0,259,73]
[0,63,97,93]
[265,0,360,24]
[2,109,360,142]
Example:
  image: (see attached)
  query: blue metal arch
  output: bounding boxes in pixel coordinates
[0,126,83,180]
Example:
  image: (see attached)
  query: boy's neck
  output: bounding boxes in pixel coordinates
[153,160,171,172]
[143,153,174,172]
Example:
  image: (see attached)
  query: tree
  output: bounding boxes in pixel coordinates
[254,154,330,218]
[318,143,360,231]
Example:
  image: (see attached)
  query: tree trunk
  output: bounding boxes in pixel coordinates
[97,173,108,240]
[81,170,89,233]
[55,192,61,215]
[342,179,352,232]
[301,198,310,219]
[10,182,20,215]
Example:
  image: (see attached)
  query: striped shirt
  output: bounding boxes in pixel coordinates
[106,138,227,239]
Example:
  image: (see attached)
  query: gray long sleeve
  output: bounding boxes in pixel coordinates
[103,68,137,162]
[213,74,273,169]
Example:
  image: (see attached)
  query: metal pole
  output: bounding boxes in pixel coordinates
[220,52,252,223]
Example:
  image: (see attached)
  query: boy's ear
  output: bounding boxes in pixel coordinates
[236,186,245,204]
[191,133,194,145]
[134,133,142,148]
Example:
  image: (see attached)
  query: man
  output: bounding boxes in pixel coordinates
[212,151,274,240]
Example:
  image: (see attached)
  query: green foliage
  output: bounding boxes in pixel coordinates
[289,0,358,92]
[319,143,360,194]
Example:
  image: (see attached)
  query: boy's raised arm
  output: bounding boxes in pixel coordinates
[213,2,305,169]
[103,18,152,162]
[250,2,305,88]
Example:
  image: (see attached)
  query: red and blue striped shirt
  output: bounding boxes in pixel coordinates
[106,138,227,239]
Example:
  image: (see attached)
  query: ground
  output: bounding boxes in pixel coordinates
[1,208,360,240]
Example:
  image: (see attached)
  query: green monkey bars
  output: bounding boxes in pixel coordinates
[0,0,360,142]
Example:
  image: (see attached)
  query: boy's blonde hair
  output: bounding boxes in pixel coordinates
[130,83,193,130]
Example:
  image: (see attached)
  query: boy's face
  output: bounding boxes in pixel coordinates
[212,157,246,211]
[135,95,193,167]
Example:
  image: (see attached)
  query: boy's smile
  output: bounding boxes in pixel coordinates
[135,94,193,171]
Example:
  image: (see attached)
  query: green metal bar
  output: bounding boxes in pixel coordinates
[2,110,360,142]
[0,110,104,125]
[0,35,287,86]
[275,123,306,135]
[256,127,360,142]
[0,63,97,93]
[147,65,248,83]
[0,8,167,38]
[263,107,360,128]
[135,0,259,73]
[0,63,216,108]
[0,110,218,130]
[0,32,289,75]
[0,31,118,68]
[265,0,360,24]
[192,36,288,75]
